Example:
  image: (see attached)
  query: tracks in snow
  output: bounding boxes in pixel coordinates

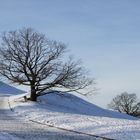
[0,96,115,140]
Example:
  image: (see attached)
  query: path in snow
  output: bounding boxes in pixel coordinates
[12,93,140,140]
[0,97,102,140]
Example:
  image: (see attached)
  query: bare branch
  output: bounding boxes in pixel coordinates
[0,28,95,101]
[108,92,140,117]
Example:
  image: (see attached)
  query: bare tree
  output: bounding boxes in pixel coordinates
[0,28,93,101]
[108,92,140,116]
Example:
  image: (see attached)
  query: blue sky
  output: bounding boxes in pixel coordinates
[0,0,140,107]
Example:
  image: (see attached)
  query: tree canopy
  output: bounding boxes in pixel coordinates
[108,92,140,116]
[0,28,94,101]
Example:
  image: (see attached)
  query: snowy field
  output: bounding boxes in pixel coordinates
[10,92,140,140]
[0,132,20,140]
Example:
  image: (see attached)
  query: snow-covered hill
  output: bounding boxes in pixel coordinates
[0,81,26,109]
[0,81,25,96]
[39,92,136,120]
[10,92,140,140]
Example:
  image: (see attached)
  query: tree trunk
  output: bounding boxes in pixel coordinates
[30,84,37,101]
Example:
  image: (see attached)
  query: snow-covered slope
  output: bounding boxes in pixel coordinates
[10,92,140,140]
[0,81,26,96]
[38,92,136,120]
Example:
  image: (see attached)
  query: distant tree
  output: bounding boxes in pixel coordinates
[0,28,94,101]
[108,92,140,116]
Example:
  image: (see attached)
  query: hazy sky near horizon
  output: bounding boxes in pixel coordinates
[0,0,140,107]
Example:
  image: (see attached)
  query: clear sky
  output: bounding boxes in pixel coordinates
[0,0,140,107]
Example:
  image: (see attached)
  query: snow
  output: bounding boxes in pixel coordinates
[10,92,140,140]
[0,81,27,109]
[0,81,26,96]
[39,92,136,120]
[0,132,21,140]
